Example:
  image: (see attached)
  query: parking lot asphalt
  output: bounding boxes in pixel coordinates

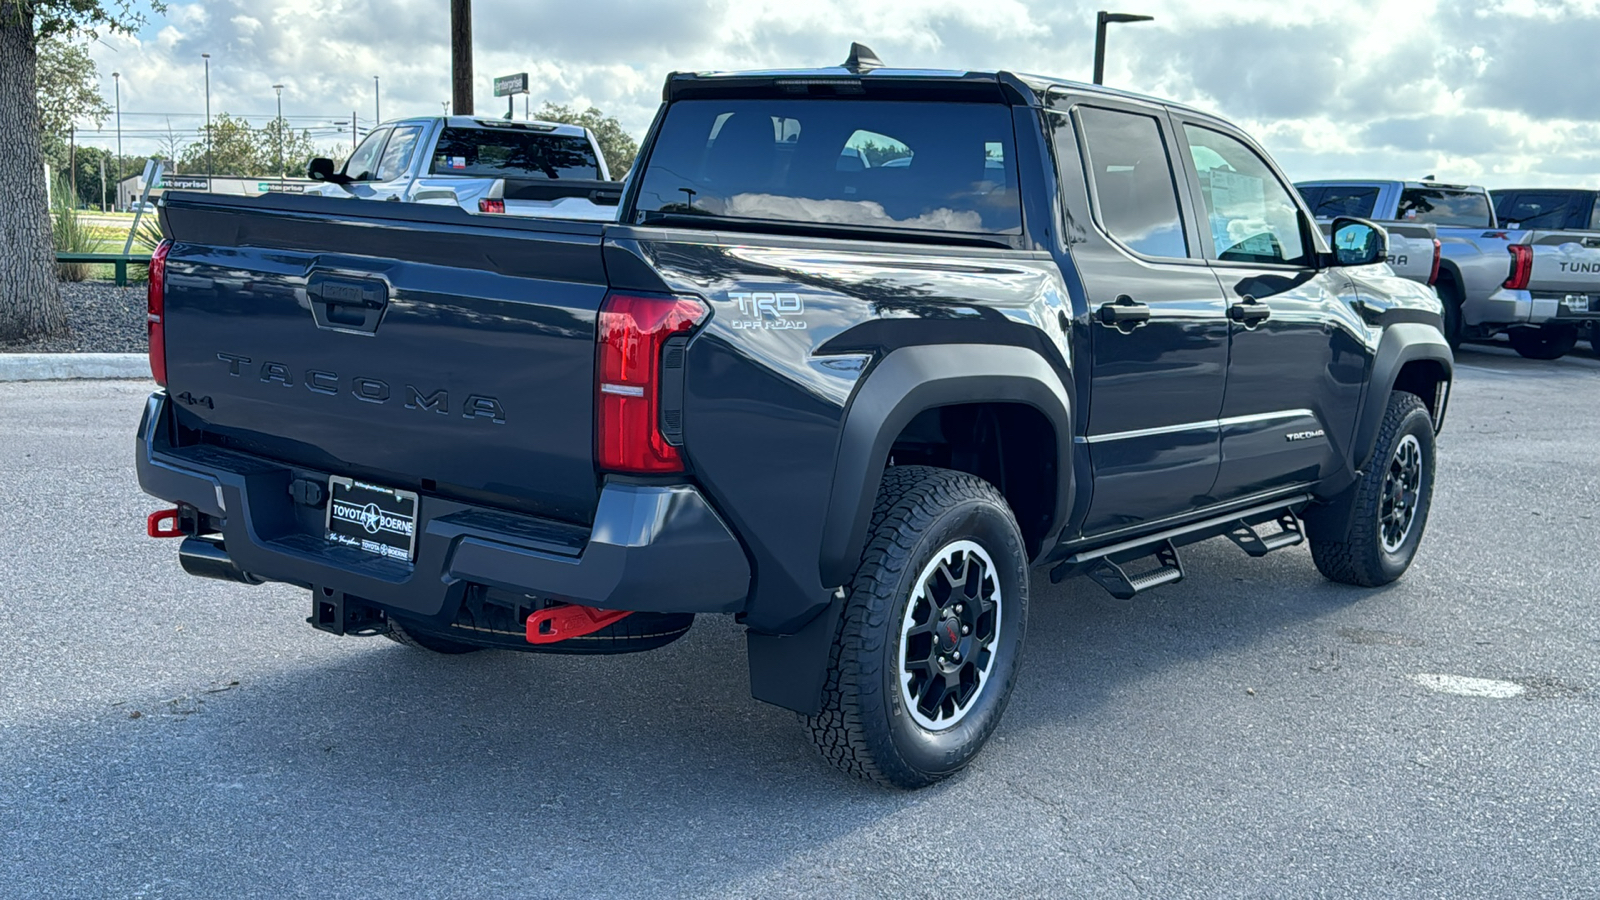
[1,343,1597,899]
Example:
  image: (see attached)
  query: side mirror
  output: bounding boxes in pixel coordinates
[306,158,337,182]
[1330,216,1388,267]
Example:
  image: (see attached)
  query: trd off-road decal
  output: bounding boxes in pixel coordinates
[728,291,808,330]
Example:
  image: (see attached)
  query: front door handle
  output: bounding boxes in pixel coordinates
[1098,295,1151,333]
[1228,295,1271,329]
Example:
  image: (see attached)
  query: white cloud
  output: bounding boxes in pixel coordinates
[74,0,1600,187]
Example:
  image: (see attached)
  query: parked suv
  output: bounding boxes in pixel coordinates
[140,48,1452,788]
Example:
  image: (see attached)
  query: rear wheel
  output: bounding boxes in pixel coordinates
[1436,275,1464,350]
[805,466,1028,789]
[1310,392,1436,587]
[1507,324,1579,360]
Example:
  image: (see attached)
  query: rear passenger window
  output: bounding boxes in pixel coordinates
[1076,107,1188,259]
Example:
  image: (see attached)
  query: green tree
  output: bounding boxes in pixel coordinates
[258,117,321,177]
[36,35,110,170]
[177,112,323,177]
[2,0,161,343]
[179,112,257,176]
[534,102,639,179]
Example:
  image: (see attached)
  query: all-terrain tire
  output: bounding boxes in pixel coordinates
[805,466,1028,789]
[1310,392,1436,587]
[1507,325,1579,360]
[386,616,484,654]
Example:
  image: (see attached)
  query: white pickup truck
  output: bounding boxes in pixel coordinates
[1297,179,1600,358]
[303,116,620,221]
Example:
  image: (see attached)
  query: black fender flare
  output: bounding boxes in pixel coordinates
[817,343,1074,587]
[1351,322,1453,473]
[1304,322,1452,543]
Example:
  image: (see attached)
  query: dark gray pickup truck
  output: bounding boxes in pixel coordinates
[139,49,1452,787]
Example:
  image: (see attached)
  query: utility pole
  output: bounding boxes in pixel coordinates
[374,75,381,124]
[98,157,106,212]
[352,111,358,149]
[1093,11,1154,85]
[113,72,122,209]
[202,53,213,177]
[451,0,473,115]
[70,125,77,208]
[273,84,285,178]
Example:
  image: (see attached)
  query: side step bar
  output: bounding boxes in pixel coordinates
[1084,540,1184,600]
[1225,510,1304,558]
[1052,496,1311,599]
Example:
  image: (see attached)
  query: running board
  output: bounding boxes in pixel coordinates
[1050,495,1312,595]
[1224,510,1303,557]
[1084,540,1184,600]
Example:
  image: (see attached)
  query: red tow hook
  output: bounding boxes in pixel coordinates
[525,604,632,645]
[147,508,184,538]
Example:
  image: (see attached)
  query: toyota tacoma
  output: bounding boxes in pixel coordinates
[138,47,1452,788]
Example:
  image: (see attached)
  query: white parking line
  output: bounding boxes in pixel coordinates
[1413,673,1526,699]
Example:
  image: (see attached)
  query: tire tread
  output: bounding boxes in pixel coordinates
[804,466,1019,788]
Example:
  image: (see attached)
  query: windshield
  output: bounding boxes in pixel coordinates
[633,99,1021,235]
[429,127,603,179]
[1397,188,1494,227]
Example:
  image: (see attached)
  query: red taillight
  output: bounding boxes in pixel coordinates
[147,239,172,386]
[478,198,505,214]
[596,292,707,473]
[1504,244,1533,290]
[1428,239,1442,286]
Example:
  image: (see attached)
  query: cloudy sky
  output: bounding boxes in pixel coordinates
[77,0,1600,186]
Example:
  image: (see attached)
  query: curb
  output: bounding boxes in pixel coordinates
[0,353,150,382]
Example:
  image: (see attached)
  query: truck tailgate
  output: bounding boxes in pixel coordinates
[159,192,607,524]
[1525,230,1600,294]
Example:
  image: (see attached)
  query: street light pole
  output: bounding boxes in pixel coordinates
[273,83,285,179]
[112,72,121,209]
[373,75,381,124]
[1093,11,1154,86]
[202,53,213,178]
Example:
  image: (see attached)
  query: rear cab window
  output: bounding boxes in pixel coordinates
[632,99,1021,235]
[1397,188,1494,227]
[430,126,603,179]
[1303,185,1379,219]
[1500,191,1583,229]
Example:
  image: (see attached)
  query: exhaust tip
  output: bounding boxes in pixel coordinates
[178,536,264,585]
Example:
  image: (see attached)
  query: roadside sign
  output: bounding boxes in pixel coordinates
[494,73,529,97]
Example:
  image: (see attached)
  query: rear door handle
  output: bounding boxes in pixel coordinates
[1228,295,1271,329]
[1097,295,1151,333]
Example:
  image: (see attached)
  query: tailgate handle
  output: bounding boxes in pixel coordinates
[306,273,388,334]
[1584,237,1600,248]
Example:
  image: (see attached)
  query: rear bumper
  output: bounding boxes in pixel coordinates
[136,392,750,618]
[1474,289,1600,327]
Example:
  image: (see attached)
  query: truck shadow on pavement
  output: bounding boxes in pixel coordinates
[0,535,1391,894]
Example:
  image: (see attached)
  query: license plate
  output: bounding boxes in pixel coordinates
[1564,294,1591,313]
[326,477,419,563]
